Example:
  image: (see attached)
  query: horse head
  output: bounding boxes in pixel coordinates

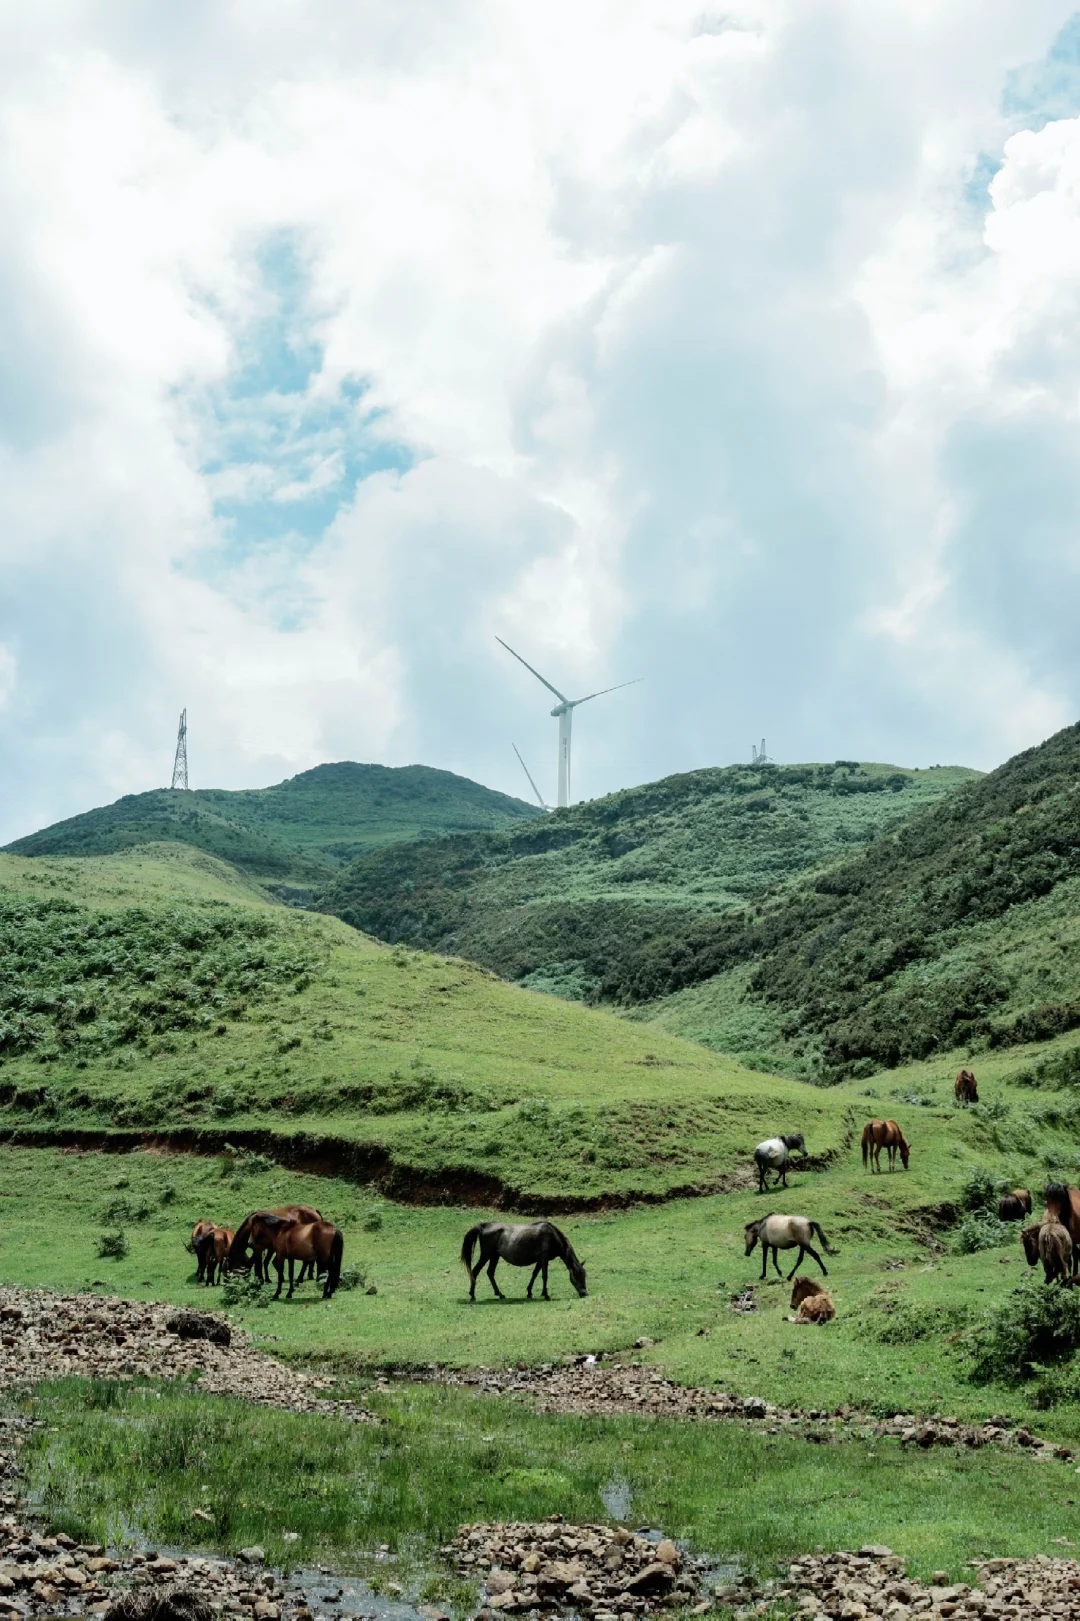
[898,1134,910,1169]
[1020,1225,1041,1267]
[784,1133,808,1155]
[568,1254,588,1297]
[744,1218,765,1255]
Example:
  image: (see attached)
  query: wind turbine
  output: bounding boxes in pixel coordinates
[496,637,641,808]
[512,743,552,811]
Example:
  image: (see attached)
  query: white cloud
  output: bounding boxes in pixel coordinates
[2,0,1080,839]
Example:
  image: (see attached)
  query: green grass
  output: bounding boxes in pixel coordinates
[5,763,541,887]
[320,762,973,1001]
[21,1379,1080,1587]
[0,848,848,1202]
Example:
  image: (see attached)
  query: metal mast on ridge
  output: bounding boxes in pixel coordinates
[170,709,189,790]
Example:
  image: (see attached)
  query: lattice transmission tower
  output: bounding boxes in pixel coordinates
[170,709,189,790]
[751,738,772,765]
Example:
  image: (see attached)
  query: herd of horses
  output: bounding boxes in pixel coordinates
[185,1066,1074,1308]
[191,1204,344,1298]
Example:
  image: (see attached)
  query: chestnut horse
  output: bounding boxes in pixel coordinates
[190,1221,216,1283]
[195,1226,235,1286]
[861,1119,910,1172]
[1042,1183,1080,1276]
[259,1214,344,1299]
[228,1205,324,1283]
[955,1068,978,1106]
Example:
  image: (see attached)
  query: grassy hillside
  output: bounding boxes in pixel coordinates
[5,763,541,889]
[320,762,973,1000]
[0,847,848,1203]
[633,721,1080,1079]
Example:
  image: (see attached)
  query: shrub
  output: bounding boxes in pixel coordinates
[336,1264,367,1292]
[220,1273,269,1309]
[362,1204,384,1233]
[859,1290,971,1344]
[951,1212,1012,1254]
[960,1166,1001,1214]
[969,1276,1080,1384]
[96,1229,128,1260]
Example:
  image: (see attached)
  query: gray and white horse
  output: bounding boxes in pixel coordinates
[744,1213,837,1280]
[753,1133,807,1193]
[460,1220,587,1301]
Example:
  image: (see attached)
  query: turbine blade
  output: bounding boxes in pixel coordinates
[512,743,548,810]
[570,677,643,707]
[495,637,569,703]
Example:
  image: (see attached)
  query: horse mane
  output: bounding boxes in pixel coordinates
[1045,1182,1071,1217]
[544,1221,572,1262]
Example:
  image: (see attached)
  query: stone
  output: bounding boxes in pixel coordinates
[654,1543,679,1568]
[486,1573,515,1595]
[164,1312,231,1349]
[237,1549,266,1566]
[624,1565,674,1596]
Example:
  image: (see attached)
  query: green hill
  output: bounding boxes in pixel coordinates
[635,720,1080,1079]
[319,761,975,1001]
[4,763,542,890]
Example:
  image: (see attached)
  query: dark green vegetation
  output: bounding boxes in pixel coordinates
[637,721,1080,1078]
[23,1378,1080,1587]
[0,848,844,1202]
[320,762,971,1004]
[6,763,540,889]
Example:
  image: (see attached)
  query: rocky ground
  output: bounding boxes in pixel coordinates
[454,1525,1080,1621]
[0,1289,372,1424]
[442,1361,1073,1460]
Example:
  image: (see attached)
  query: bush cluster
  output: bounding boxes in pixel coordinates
[969,1276,1080,1384]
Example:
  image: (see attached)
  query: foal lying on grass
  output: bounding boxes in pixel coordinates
[789,1276,835,1323]
[744,1213,837,1281]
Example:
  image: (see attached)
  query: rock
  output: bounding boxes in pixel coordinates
[486,1573,515,1595]
[633,1337,655,1349]
[624,1564,674,1596]
[859,1546,892,1559]
[654,1542,679,1567]
[164,1312,231,1349]
[105,1590,214,1621]
[237,1548,266,1566]
[252,1602,280,1620]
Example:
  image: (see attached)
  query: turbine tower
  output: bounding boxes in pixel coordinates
[170,709,189,790]
[497,638,640,808]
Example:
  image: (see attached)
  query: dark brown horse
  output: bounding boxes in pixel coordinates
[861,1119,910,1172]
[195,1226,234,1286]
[228,1205,324,1283]
[955,1068,978,1106]
[231,1213,343,1299]
[1043,1184,1080,1275]
[998,1189,1032,1222]
[190,1221,216,1283]
[461,1221,587,1302]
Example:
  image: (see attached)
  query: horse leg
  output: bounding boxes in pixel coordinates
[787,1247,806,1280]
[803,1244,828,1277]
[771,1246,782,1278]
[527,1262,542,1299]
[541,1260,550,1300]
[760,1244,769,1280]
[468,1259,484,1301]
[273,1253,285,1299]
[286,1257,297,1299]
[487,1257,505,1299]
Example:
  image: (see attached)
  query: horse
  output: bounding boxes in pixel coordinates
[228,1205,324,1283]
[790,1276,835,1323]
[1042,1183,1080,1275]
[998,1190,1032,1222]
[744,1213,837,1280]
[460,1221,587,1302]
[861,1120,910,1173]
[195,1226,234,1286]
[753,1133,807,1193]
[1021,1221,1073,1285]
[235,1213,344,1299]
[955,1068,978,1106]
[190,1221,216,1283]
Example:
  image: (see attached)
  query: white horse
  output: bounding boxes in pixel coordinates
[744,1213,837,1280]
[753,1133,807,1193]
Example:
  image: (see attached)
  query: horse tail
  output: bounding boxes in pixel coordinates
[327,1228,344,1294]
[861,1124,870,1167]
[461,1224,484,1271]
[811,1221,838,1256]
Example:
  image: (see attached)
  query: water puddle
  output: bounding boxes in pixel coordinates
[598,1473,632,1520]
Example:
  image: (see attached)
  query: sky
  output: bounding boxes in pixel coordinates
[3,1,1080,841]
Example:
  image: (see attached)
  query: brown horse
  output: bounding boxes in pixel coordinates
[190,1221,215,1283]
[228,1205,324,1283]
[195,1226,235,1286]
[861,1119,910,1172]
[955,1068,978,1106]
[1021,1221,1073,1285]
[257,1214,344,1300]
[1042,1184,1080,1275]
[790,1276,835,1323]
[998,1189,1033,1222]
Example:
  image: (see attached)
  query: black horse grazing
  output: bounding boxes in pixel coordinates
[461,1221,587,1302]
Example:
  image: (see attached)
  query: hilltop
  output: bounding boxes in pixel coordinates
[4,762,541,891]
[319,760,974,1000]
[635,720,1080,1078]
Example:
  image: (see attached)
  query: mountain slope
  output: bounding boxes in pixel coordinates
[319,760,974,999]
[632,721,1080,1078]
[5,763,542,887]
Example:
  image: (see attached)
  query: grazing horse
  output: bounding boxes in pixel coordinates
[861,1120,910,1173]
[235,1213,344,1299]
[955,1068,979,1106]
[461,1221,587,1302]
[228,1205,324,1283]
[753,1133,808,1193]
[744,1213,837,1280]
[1042,1183,1080,1275]
[190,1221,215,1283]
[790,1276,835,1323]
[195,1226,234,1286]
[998,1189,1032,1222]
[1021,1221,1073,1285]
